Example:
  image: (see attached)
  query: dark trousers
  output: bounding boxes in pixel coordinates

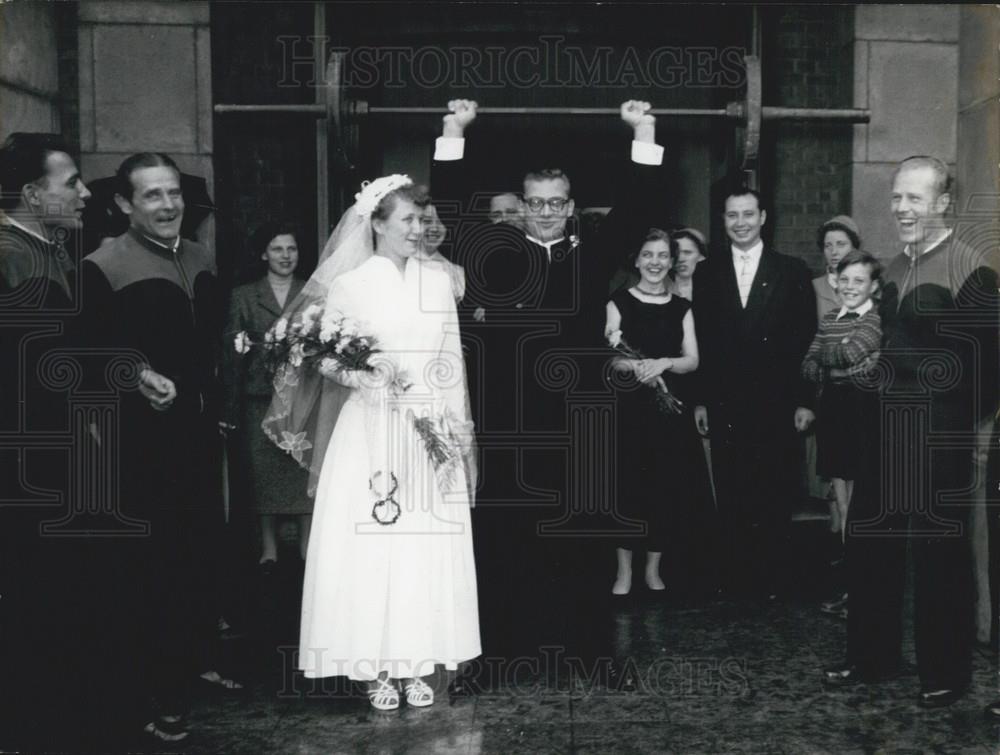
[845,409,974,688]
[709,406,801,592]
[121,401,224,715]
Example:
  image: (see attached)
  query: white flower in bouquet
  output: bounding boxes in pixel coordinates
[274,317,288,342]
[288,342,306,368]
[319,309,343,344]
[234,330,251,354]
[334,335,353,354]
[299,303,323,335]
[319,356,339,377]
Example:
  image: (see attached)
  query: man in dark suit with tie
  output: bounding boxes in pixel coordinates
[431,99,669,674]
[692,187,817,598]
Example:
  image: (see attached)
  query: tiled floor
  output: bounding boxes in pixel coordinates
[179,592,1000,754]
[8,517,997,753]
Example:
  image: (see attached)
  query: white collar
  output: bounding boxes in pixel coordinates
[905,228,952,259]
[3,214,54,245]
[731,240,764,259]
[836,298,873,319]
[525,234,565,252]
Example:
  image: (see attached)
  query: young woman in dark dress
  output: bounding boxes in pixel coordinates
[605,228,708,595]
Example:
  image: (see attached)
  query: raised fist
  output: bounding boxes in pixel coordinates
[620,100,654,128]
[443,99,478,137]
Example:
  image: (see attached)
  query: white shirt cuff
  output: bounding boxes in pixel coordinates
[434,137,465,161]
[631,140,663,166]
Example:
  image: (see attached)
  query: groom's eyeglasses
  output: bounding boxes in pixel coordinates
[523,197,570,213]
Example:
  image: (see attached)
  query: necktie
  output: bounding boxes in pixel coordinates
[738,254,753,307]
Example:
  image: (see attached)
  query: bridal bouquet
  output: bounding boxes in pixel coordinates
[607,329,684,415]
[235,304,379,381]
[234,306,467,518]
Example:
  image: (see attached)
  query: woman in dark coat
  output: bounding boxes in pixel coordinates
[222,221,311,567]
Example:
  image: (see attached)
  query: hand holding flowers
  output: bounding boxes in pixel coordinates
[607,329,683,415]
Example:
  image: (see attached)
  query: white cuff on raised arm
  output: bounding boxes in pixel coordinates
[631,140,664,166]
[434,137,465,161]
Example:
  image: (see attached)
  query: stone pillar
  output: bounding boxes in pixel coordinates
[77,1,214,249]
[851,5,959,259]
[0,2,60,138]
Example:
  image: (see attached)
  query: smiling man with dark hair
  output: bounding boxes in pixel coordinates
[79,152,233,742]
[0,132,90,307]
[692,185,817,599]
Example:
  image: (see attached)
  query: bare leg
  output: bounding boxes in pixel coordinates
[298,514,312,560]
[645,551,665,591]
[832,478,851,542]
[613,548,632,595]
[828,498,841,534]
[260,515,278,563]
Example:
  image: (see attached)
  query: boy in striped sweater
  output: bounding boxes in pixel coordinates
[801,250,883,545]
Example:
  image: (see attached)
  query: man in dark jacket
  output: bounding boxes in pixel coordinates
[825,156,1000,709]
[692,187,817,598]
[430,99,670,675]
[80,152,228,741]
[0,133,108,749]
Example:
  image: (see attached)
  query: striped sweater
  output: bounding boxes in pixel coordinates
[800,307,882,385]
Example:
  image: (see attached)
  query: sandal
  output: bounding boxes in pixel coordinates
[143,717,190,742]
[403,678,434,707]
[367,677,399,711]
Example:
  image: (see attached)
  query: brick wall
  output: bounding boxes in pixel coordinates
[762,5,854,273]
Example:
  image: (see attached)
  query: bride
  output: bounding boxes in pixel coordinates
[264,176,480,710]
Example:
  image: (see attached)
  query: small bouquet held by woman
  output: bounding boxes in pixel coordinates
[234,308,466,507]
[607,328,684,415]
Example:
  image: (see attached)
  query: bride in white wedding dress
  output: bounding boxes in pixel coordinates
[265,176,480,710]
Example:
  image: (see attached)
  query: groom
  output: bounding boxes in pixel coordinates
[432,100,670,670]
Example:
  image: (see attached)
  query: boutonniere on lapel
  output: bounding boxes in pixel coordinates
[568,234,580,249]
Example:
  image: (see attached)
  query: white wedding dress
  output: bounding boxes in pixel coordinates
[298,255,481,681]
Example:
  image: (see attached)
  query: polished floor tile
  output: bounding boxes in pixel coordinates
[22,525,997,753]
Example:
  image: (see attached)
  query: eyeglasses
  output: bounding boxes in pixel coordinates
[523,197,570,213]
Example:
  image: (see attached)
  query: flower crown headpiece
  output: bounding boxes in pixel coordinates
[354,174,413,219]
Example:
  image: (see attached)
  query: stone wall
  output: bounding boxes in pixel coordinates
[0,2,60,139]
[851,5,959,260]
[77,1,214,250]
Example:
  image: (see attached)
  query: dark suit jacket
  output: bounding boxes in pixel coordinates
[692,246,817,427]
[221,275,305,426]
